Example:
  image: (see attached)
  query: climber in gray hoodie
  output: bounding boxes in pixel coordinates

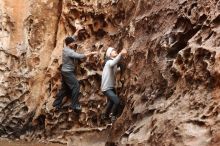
[53,36,97,112]
[101,47,127,121]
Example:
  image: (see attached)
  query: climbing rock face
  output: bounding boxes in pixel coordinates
[0,0,220,145]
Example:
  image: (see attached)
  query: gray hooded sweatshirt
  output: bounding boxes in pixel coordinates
[101,54,122,91]
[61,47,86,72]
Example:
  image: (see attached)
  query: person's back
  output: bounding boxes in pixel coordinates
[101,47,127,122]
[101,55,121,92]
[53,36,97,112]
[61,47,85,72]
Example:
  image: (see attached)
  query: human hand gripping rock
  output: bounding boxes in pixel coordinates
[121,49,128,57]
[85,51,99,57]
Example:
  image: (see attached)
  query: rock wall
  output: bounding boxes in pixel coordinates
[1,0,220,146]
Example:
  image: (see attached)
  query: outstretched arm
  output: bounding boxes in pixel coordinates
[109,49,127,67]
[68,49,98,59]
[109,53,122,67]
[68,49,86,59]
[118,63,126,75]
[84,51,98,57]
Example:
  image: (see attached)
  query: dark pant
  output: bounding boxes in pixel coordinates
[53,71,80,108]
[103,89,120,116]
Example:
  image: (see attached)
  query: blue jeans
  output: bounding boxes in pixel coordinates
[103,89,120,116]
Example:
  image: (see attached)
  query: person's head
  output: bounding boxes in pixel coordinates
[106,47,118,59]
[75,20,83,30]
[65,36,77,49]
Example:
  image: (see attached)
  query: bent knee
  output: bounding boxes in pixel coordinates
[113,97,120,105]
[72,82,80,89]
[76,82,80,89]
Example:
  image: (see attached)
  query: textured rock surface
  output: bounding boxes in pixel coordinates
[1,0,220,145]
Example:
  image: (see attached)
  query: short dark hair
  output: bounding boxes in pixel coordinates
[65,36,77,46]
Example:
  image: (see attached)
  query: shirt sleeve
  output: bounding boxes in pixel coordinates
[109,53,122,67]
[68,49,86,59]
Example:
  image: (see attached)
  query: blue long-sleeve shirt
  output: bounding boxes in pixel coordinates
[61,47,86,72]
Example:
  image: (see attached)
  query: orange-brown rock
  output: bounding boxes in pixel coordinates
[0,0,220,146]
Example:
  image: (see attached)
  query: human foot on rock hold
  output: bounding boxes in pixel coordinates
[109,113,117,123]
[72,104,82,113]
[101,113,109,120]
[111,0,118,4]
[52,98,63,110]
[111,116,116,122]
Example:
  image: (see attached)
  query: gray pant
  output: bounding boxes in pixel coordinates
[103,89,120,116]
[53,71,80,108]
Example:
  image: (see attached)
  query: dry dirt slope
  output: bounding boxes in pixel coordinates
[0,0,220,145]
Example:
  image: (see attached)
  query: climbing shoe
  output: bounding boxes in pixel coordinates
[109,113,117,122]
[52,97,63,109]
[111,116,116,122]
[52,102,62,110]
[72,104,82,113]
[101,113,108,120]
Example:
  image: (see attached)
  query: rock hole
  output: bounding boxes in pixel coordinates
[70,9,80,18]
[188,3,197,16]
[33,56,40,65]
[170,68,181,81]
[176,54,183,65]
[167,25,201,58]
[204,31,214,41]
[133,125,144,134]
[95,29,107,39]
[188,120,206,126]
[105,142,117,146]
[36,114,46,128]
[78,29,90,41]
[183,47,191,58]
[212,15,220,25]
[198,14,207,24]
[196,37,202,45]
[184,8,187,13]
